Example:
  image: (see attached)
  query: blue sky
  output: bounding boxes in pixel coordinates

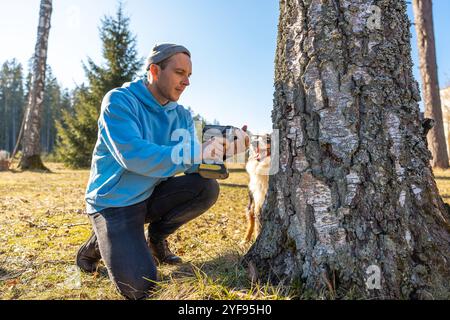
[407,1,450,91]
[0,1,449,133]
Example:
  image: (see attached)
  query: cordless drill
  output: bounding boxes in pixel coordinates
[198,125,243,179]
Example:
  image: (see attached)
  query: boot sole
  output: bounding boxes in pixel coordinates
[76,242,100,273]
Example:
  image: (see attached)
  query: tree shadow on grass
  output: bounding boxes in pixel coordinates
[435,176,450,181]
[161,246,299,300]
[0,266,9,279]
[159,250,261,298]
[218,183,248,188]
[6,168,56,174]
[0,266,26,281]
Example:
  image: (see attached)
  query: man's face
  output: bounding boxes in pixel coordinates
[151,53,192,102]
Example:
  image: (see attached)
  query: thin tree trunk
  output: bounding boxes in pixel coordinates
[12,96,16,152]
[11,100,28,162]
[4,95,8,151]
[245,0,450,299]
[412,0,448,168]
[19,0,52,171]
[46,108,50,153]
[46,113,49,153]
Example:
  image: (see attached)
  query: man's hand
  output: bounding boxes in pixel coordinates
[202,137,226,163]
[201,125,249,163]
[225,126,250,158]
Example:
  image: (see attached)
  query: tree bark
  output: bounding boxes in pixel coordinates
[412,0,448,169]
[244,0,450,299]
[19,0,52,171]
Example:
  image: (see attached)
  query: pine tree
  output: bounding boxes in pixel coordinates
[0,60,25,153]
[40,67,69,154]
[56,4,143,168]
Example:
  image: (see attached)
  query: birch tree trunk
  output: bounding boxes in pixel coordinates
[244,0,450,299]
[19,0,52,170]
[412,0,448,169]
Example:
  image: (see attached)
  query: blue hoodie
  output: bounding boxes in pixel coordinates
[85,77,201,214]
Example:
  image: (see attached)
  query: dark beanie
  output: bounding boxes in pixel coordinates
[146,43,191,70]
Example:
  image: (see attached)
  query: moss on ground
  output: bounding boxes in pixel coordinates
[2,163,449,300]
[0,163,292,300]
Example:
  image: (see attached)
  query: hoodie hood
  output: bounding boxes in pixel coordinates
[124,77,179,112]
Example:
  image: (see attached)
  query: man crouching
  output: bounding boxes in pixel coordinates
[76,43,248,300]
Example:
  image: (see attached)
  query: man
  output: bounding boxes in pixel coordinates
[76,43,248,300]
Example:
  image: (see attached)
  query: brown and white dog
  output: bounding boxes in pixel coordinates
[244,134,271,242]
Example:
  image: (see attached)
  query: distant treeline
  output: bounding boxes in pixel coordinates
[0,5,215,167]
[0,59,71,155]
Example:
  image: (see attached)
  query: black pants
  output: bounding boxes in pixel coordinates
[87,173,220,300]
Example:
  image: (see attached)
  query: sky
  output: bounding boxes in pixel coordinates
[0,0,449,134]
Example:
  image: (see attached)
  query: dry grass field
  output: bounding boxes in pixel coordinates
[1,163,450,300]
[0,162,292,300]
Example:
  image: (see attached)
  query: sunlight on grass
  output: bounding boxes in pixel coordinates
[0,162,290,300]
[2,163,450,300]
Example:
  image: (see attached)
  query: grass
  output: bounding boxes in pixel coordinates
[2,163,450,300]
[0,162,292,300]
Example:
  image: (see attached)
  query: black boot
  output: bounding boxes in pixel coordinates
[148,238,182,265]
[76,231,101,273]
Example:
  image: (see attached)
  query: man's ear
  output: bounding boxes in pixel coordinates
[149,64,160,81]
